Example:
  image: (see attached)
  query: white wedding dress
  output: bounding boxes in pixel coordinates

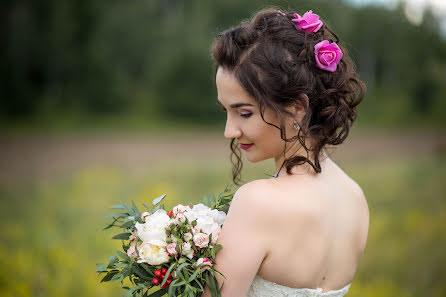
[247,275,352,297]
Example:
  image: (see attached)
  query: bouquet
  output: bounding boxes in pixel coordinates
[95,187,233,297]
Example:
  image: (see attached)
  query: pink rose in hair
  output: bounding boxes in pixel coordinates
[292,10,323,33]
[314,40,343,72]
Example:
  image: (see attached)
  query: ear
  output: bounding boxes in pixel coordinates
[287,93,309,123]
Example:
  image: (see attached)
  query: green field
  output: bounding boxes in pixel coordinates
[0,133,445,297]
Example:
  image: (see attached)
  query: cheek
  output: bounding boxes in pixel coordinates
[251,122,284,158]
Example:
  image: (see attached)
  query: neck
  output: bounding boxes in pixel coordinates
[274,140,327,178]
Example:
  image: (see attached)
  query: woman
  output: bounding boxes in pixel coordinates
[202,7,369,297]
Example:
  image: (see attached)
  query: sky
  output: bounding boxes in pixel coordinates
[347,0,446,36]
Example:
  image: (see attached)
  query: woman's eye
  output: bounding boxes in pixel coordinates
[240,113,252,118]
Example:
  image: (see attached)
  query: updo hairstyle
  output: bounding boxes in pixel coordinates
[211,7,366,185]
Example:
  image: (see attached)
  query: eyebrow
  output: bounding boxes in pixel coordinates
[217,100,254,109]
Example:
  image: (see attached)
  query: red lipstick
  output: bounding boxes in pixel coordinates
[240,143,254,150]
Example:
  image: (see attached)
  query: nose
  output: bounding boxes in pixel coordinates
[224,116,242,139]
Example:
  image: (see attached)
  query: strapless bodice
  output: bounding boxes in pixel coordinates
[247,275,352,297]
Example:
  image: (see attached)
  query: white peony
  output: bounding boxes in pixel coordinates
[183,204,226,245]
[135,209,170,246]
[137,242,169,265]
[173,204,192,216]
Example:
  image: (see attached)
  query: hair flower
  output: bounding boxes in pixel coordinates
[292,10,323,33]
[314,40,343,72]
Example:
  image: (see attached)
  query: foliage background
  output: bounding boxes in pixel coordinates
[0,0,445,296]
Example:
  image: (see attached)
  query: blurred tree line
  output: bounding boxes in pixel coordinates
[1,0,445,129]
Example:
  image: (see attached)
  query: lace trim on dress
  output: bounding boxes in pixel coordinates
[247,275,352,297]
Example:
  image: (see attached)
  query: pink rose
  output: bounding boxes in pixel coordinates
[314,40,343,72]
[193,232,209,248]
[292,10,323,33]
[193,257,213,271]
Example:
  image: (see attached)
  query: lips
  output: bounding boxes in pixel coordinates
[240,143,254,150]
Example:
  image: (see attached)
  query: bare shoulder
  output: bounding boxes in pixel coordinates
[231,179,275,212]
[344,176,370,255]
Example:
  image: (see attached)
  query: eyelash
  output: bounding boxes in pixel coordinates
[220,107,252,118]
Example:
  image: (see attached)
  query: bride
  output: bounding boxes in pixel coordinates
[201,7,369,297]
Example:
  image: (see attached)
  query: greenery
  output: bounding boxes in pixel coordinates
[1,0,445,132]
[95,189,233,297]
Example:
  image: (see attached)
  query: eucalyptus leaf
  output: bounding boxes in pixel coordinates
[104,213,128,218]
[143,203,152,213]
[101,271,118,283]
[121,220,134,229]
[117,251,130,261]
[95,263,109,272]
[152,194,167,206]
[112,232,132,240]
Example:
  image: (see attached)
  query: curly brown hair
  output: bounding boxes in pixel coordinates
[211,7,366,185]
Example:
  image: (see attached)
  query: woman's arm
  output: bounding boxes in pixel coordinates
[201,180,271,297]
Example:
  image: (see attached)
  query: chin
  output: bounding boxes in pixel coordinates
[246,153,266,163]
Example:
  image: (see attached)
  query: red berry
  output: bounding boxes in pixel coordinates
[167,273,172,279]
[161,274,165,279]
[167,279,172,285]
[155,270,162,277]
[161,282,167,289]
[161,268,167,274]
[152,278,159,285]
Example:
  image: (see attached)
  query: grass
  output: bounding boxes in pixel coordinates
[0,147,445,297]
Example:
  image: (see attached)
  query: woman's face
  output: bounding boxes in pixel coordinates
[215,67,294,163]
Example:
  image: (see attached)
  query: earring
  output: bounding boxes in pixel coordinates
[293,121,300,131]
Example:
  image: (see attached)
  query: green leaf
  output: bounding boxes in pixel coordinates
[108,255,119,266]
[121,220,134,229]
[131,264,152,280]
[193,278,204,292]
[105,213,129,218]
[138,263,156,277]
[178,257,186,264]
[123,284,145,297]
[152,194,167,206]
[111,271,124,282]
[103,217,122,230]
[117,251,130,261]
[143,203,152,213]
[110,204,127,210]
[175,263,189,277]
[187,269,199,284]
[115,263,129,269]
[112,232,132,240]
[95,263,109,272]
[168,279,179,297]
[101,270,119,282]
[160,262,176,287]
[147,288,167,297]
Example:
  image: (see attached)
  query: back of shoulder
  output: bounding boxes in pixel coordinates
[232,179,273,206]
[350,181,369,255]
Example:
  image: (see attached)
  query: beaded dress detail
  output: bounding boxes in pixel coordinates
[247,275,352,297]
